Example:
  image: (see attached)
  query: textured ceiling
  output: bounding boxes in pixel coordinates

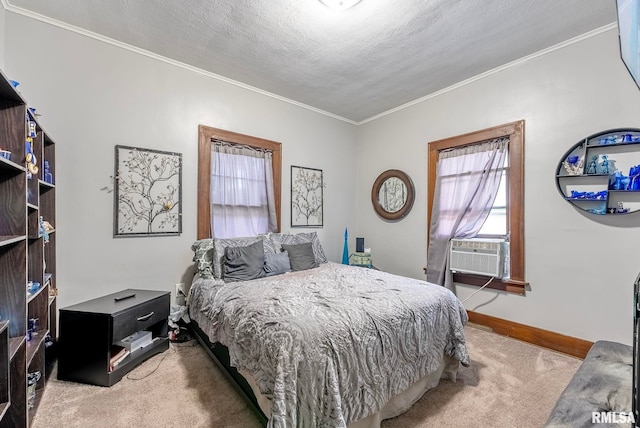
[6,0,616,123]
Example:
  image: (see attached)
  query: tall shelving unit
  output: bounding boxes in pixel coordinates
[0,68,57,427]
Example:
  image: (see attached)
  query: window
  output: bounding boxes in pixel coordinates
[197,125,281,240]
[427,121,526,294]
[477,157,508,237]
[211,142,276,238]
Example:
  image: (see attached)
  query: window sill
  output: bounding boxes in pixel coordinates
[453,273,527,295]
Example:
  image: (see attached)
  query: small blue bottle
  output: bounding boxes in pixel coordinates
[44,160,53,184]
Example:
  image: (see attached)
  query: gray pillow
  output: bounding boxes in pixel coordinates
[270,232,327,264]
[223,240,266,282]
[281,242,318,271]
[264,251,291,276]
[191,239,214,278]
[212,236,266,279]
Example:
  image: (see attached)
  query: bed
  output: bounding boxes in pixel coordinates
[187,232,469,427]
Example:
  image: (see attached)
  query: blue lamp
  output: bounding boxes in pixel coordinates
[342,228,349,265]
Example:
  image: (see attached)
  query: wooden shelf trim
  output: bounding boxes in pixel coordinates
[26,330,49,365]
[0,156,26,173]
[0,401,10,421]
[0,235,26,248]
[8,337,24,361]
[27,284,47,303]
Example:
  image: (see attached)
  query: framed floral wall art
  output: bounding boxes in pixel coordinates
[291,165,323,227]
[114,145,182,237]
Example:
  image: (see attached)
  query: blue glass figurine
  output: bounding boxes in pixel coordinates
[599,155,609,174]
[586,155,598,174]
[629,166,640,191]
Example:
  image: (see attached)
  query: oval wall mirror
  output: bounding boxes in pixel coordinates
[371,169,415,221]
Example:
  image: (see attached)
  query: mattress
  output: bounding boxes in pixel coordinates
[189,262,469,427]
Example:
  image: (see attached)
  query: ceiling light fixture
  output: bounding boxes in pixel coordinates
[318,0,362,11]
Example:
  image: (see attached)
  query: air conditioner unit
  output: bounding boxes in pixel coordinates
[449,238,507,278]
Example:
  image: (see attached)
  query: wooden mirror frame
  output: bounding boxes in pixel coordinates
[371,169,415,221]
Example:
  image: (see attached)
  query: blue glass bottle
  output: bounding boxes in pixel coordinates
[44,161,53,184]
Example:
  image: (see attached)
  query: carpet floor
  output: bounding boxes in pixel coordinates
[31,325,581,428]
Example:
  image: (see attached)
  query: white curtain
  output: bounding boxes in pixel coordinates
[211,141,277,238]
[426,137,508,290]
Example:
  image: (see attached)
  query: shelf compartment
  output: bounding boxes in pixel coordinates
[108,337,169,375]
[586,130,640,147]
[557,178,608,199]
[607,191,640,214]
[0,244,26,339]
[38,180,54,189]
[27,283,47,304]
[0,172,26,237]
[27,389,43,425]
[0,69,25,104]
[3,343,26,428]
[0,103,27,159]
[26,178,38,207]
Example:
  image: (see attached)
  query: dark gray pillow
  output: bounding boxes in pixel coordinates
[281,242,318,271]
[264,251,291,276]
[223,240,266,282]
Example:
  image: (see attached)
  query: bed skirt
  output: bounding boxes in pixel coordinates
[189,320,457,427]
[240,356,458,428]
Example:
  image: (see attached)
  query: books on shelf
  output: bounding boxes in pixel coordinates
[109,346,130,372]
[109,330,161,371]
[116,330,153,353]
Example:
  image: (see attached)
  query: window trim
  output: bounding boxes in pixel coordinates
[197,125,282,240]
[427,120,527,294]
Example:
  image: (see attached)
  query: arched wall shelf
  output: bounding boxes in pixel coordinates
[556,128,640,215]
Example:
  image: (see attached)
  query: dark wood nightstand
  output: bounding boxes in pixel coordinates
[57,289,170,387]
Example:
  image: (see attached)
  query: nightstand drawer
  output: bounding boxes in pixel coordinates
[112,294,170,342]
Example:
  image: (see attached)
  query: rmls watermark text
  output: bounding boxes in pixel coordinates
[592,411,636,424]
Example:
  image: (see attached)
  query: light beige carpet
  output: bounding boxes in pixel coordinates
[32,326,581,428]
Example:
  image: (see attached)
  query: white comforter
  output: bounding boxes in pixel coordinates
[190,262,469,428]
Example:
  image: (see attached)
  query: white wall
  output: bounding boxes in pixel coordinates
[0,5,5,67]
[3,12,358,311]
[357,28,640,345]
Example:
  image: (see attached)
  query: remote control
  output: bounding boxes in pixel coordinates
[114,293,136,302]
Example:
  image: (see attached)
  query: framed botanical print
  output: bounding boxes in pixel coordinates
[291,165,323,227]
[114,145,182,237]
